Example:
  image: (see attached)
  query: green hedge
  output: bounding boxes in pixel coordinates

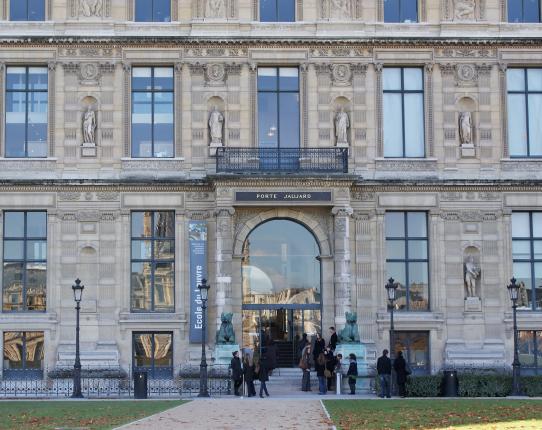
[457,373,512,397]
[521,375,542,397]
[405,375,442,397]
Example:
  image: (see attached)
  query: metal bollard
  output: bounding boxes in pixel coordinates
[336,372,342,395]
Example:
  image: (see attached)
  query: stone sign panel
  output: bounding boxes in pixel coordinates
[235,191,332,202]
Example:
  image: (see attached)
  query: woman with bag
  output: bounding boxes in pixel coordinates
[315,352,327,394]
[299,344,312,391]
[393,350,409,398]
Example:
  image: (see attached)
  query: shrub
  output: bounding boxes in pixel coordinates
[521,375,542,397]
[458,373,512,397]
[406,375,442,397]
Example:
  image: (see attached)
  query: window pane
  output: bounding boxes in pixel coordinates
[132,212,152,238]
[6,67,27,90]
[383,93,403,157]
[528,94,542,156]
[28,67,48,91]
[383,68,401,90]
[4,241,24,260]
[26,262,46,311]
[508,94,528,156]
[3,332,23,369]
[134,334,153,366]
[155,240,175,259]
[260,0,277,22]
[279,93,300,148]
[386,261,406,309]
[27,91,48,158]
[404,93,425,157]
[404,68,423,91]
[24,332,44,369]
[154,212,175,237]
[132,92,152,157]
[409,262,429,310]
[534,263,542,310]
[513,213,531,237]
[519,331,536,366]
[154,262,174,312]
[10,0,27,20]
[508,1,523,22]
[27,212,47,237]
[513,240,532,259]
[277,0,295,22]
[508,69,526,92]
[401,0,418,23]
[27,0,45,21]
[5,92,27,157]
[258,68,278,91]
[131,262,152,311]
[26,241,46,260]
[132,240,152,260]
[132,68,153,90]
[4,212,25,238]
[408,240,427,259]
[258,93,278,149]
[154,0,171,22]
[384,0,399,22]
[385,212,405,237]
[527,69,542,91]
[407,212,427,237]
[386,240,405,260]
[524,0,541,23]
[533,213,542,237]
[394,332,429,375]
[153,67,174,91]
[135,0,153,22]
[153,333,173,366]
[278,67,299,91]
[153,92,174,158]
[513,262,532,308]
[3,262,24,311]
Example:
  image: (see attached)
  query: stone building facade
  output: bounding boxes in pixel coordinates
[0,0,541,377]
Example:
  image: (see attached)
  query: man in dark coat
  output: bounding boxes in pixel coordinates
[258,355,270,398]
[313,333,325,363]
[328,327,338,351]
[393,350,409,398]
[230,351,243,396]
[376,349,392,398]
[347,353,358,395]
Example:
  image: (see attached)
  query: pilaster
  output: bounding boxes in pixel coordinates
[332,206,353,327]
[214,207,235,330]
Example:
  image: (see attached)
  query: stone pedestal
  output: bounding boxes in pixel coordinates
[209,141,223,156]
[214,344,239,366]
[464,296,482,312]
[460,143,475,158]
[81,142,97,157]
[335,343,371,393]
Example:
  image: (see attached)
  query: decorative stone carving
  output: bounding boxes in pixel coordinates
[216,312,235,344]
[331,63,352,85]
[338,312,360,343]
[96,192,119,201]
[80,0,103,17]
[59,192,81,201]
[209,106,224,147]
[82,107,97,144]
[454,0,476,21]
[330,0,351,20]
[206,0,226,18]
[79,62,101,85]
[335,107,350,147]
[206,63,226,85]
[464,253,481,298]
[455,64,478,86]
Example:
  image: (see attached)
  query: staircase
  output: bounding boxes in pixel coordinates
[263,367,319,395]
[275,341,295,368]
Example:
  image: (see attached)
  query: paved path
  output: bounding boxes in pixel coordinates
[117,398,334,430]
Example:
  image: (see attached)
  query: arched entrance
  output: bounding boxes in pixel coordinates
[241,218,322,367]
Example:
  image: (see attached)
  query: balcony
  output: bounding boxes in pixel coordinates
[215,147,348,174]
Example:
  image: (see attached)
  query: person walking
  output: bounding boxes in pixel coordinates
[243,353,256,397]
[313,333,325,364]
[315,352,327,395]
[328,327,338,351]
[347,353,358,395]
[393,350,409,398]
[230,351,243,396]
[300,343,312,392]
[258,355,270,398]
[377,349,392,398]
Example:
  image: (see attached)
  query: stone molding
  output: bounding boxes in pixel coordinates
[375,159,438,171]
[439,211,501,221]
[121,158,185,171]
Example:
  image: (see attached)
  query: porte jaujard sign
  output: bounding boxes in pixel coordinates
[235,191,332,202]
[189,221,207,343]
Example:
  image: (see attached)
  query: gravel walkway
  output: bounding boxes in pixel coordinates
[117,398,333,430]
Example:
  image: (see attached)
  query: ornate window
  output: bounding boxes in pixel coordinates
[384,0,418,23]
[3,331,44,378]
[260,0,295,22]
[5,66,48,158]
[131,67,174,158]
[383,67,425,158]
[508,0,540,23]
[9,0,45,21]
[511,212,542,310]
[131,211,175,312]
[385,212,429,311]
[393,331,430,375]
[134,0,171,22]
[519,330,542,374]
[2,211,47,312]
[507,69,542,157]
[132,332,173,378]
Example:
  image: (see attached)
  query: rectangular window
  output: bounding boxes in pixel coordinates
[507,69,542,157]
[384,0,418,23]
[519,330,542,374]
[131,67,174,158]
[260,0,295,22]
[134,0,171,22]
[385,212,429,311]
[131,211,175,312]
[3,212,47,312]
[133,332,173,378]
[393,331,430,375]
[3,331,44,379]
[383,67,425,157]
[10,0,45,21]
[511,212,542,310]
[508,0,541,23]
[5,66,48,158]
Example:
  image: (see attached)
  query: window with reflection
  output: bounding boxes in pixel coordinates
[512,212,542,310]
[10,0,45,21]
[135,0,171,22]
[5,66,48,157]
[131,67,174,158]
[384,0,418,23]
[131,211,175,312]
[507,69,542,157]
[519,330,542,374]
[133,332,173,378]
[394,331,429,375]
[386,212,429,311]
[3,212,47,312]
[508,0,540,23]
[383,67,424,157]
[3,331,44,378]
[242,219,321,305]
[260,0,295,22]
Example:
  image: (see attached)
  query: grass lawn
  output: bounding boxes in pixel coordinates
[324,399,542,430]
[0,400,186,430]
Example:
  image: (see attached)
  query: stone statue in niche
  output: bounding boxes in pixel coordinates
[82,106,97,144]
[209,106,224,145]
[464,255,481,298]
[330,0,351,20]
[206,0,226,18]
[459,111,473,145]
[454,0,476,21]
[80,0,103,17]
[335,107,350,146]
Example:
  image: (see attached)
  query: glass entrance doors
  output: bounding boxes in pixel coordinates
[242,308,321,367]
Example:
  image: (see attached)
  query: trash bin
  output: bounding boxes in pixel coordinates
[442,370,458,397]
[134,370,148,399]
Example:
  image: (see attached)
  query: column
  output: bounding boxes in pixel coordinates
[214,207,235,330]
[332,206,353,326]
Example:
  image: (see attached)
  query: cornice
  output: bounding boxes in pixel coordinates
[210,175,357,188]
[352,180,542,193]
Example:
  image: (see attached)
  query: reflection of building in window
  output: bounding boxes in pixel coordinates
[518,330,542,374]
[3,331,44,377]
[393,331,430,375]
[133,332,173,377]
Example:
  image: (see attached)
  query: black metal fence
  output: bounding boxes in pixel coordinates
[216,147,349,173]
[0,366,231,399]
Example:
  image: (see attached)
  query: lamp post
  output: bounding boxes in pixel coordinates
[507,277,523,396]
[385,277,399,361]
[71,278,84,399]
[198,278,211,398]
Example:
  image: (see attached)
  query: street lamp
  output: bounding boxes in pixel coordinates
[71,278,84,398]
[198,278,211,398]
[385,277,399,361]
[507,277,523,396]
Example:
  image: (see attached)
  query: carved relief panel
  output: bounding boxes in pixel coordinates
[68,0,112,19]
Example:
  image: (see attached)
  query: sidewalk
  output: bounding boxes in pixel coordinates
[115,398,334,430]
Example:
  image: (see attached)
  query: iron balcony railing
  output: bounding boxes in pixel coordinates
[216,147,348,174]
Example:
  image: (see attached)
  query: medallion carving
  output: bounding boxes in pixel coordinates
[331,64,352,86]
[454,0,476,21]
[455,64,478,86]
[206,63,226,85]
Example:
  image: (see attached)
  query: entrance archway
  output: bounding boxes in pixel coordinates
[241,218,322,367]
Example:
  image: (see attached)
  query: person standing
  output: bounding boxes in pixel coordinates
[300,344,312,391]
[328,327,338,351]
[258,355,270,398]
[230,351,243,396]
[347,353,358,395]
[297,333,309,361]
[325,347,336,391]
[315,352,327,395]
[377,349,392,398]
[313,333,325,364]
[393,350,409,398]
[243,353,256,397]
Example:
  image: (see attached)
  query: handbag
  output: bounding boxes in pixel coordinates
[324,369,332,378]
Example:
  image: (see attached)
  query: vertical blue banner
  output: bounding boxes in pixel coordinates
[189,221,208,343]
